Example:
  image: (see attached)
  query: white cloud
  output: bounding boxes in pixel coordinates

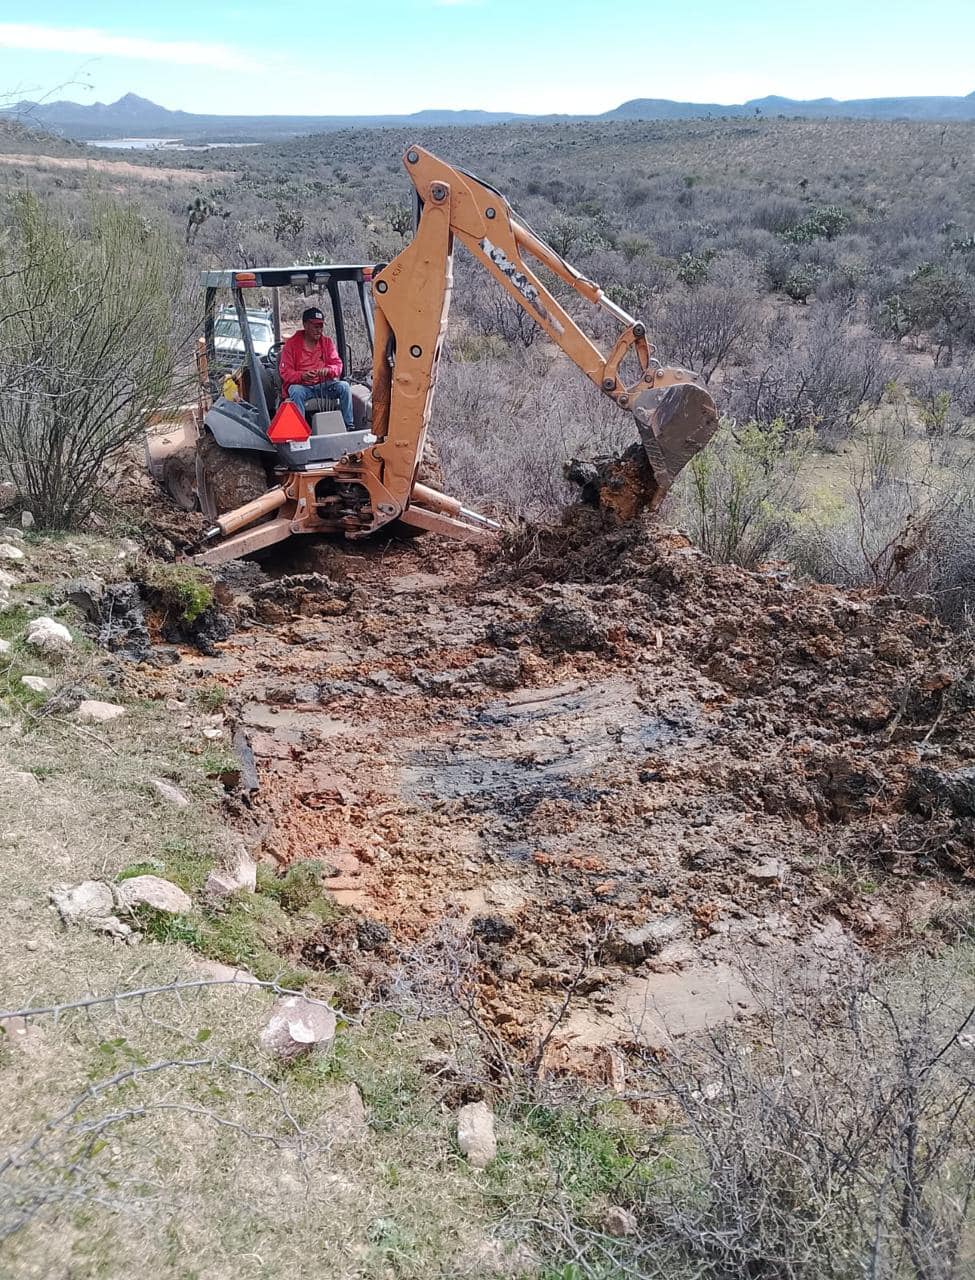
[0,23,263,73]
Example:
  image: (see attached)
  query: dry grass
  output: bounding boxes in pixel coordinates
[0,537,535,1280]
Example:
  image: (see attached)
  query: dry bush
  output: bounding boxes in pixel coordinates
[728,305,899,443]
[432,350,633,519]
[534,961,975,1280]
[656,283,762,382]
[0,192,188,527]
[789,445,975,627]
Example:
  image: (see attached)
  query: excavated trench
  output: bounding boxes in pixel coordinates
[141,515,975,1073]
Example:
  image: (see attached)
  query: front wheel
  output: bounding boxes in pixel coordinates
[195,432,269,522]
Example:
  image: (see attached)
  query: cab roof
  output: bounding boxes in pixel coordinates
[201,265,375,289]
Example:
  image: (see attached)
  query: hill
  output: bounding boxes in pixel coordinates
[3,89,975,142]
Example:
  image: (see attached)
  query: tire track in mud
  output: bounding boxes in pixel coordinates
[165,522,975,1072]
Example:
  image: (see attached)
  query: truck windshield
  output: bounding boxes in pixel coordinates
[215,317,272,345]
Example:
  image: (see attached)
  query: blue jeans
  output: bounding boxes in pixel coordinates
[288,379,354,429]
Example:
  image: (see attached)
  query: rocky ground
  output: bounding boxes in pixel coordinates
[92,501,975,1079]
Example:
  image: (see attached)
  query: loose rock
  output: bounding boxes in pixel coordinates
[0,638,10,655]
[471,652,524,690]
[602,1206,638,1237]
[20,510,34,530]
[150,777,190,808]
[457,1100,497,1168]
[533,600,606,652]
[21,675,55,693]
[259,995,337,1062]
[0,542,25,562]
[607,915,684,964]
[908,765,975,820]
[204,851,257,899]
[0,481,16,510]
[195,959,261,985]
[76,700,126,723]
[26,617,73,653]
[116,875,192,915]
[51,879,114,923]
[49,880,134,941]
[747,859,787,883]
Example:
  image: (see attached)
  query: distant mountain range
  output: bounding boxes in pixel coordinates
[3,90,975,142]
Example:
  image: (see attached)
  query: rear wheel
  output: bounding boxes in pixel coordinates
[195,432,269,522]
[161,449,198,512]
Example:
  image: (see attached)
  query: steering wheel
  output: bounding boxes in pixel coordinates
[264,341,285,367]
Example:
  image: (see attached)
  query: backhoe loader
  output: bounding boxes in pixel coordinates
[147,145,719,566]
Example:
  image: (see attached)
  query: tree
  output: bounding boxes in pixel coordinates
[0,192,187,527]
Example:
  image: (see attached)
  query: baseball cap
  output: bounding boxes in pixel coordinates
[302,307,325,324]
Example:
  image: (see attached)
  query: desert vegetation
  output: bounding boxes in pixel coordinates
[1,113,974,1278]
[2,113,972,621]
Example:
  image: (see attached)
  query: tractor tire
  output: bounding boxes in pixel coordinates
[195,432,269,523]
[161,448,199,512]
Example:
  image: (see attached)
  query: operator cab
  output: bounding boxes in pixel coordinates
[199,264,378,468]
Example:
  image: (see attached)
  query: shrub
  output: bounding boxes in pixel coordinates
[783,263,822,302]
[669,418,812,567]
[783,204,851,244]
[656,284,761,382]
[0,192,186,528]
[536,964,975,1280]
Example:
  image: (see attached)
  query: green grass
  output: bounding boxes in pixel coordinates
[193,683,228,711]
[145,563,214,625]
[256,860,342,920]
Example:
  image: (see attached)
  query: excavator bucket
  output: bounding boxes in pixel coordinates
[630,380,720,501]
[568,378,719,521]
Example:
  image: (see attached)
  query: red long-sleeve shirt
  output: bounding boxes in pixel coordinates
[279,331,343,392]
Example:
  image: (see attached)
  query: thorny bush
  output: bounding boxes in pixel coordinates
[0,192,187,527]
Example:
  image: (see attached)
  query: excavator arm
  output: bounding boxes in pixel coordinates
[193,144,718,565]
[369,145,718,533]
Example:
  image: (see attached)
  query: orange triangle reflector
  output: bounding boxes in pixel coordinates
[267,401,311,443]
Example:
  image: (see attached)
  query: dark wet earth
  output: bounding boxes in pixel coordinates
[140,517,975,1073]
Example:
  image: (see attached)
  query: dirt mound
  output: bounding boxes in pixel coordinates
[128,517,975,1074]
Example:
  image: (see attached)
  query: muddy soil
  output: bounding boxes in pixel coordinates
[133,512,975,1074]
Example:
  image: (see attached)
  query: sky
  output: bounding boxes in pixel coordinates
[0,1,972,118]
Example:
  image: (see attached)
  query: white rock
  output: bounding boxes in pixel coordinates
[196,959,261,985]
[259,995,337,1062]
[202,727,224,741]
[602,1206,638,1237]
[49,880,133,939]
[116,875,192,914]
[26,616,73,653]
[11,770,39,788]
[0,569,16,589]
[77,700,125,723]
[150,777,190,808]
[51,879,115,924]
[747,859,787,883]
[457,1100,497,1169]
[0,542,24,561]
[0,481,16,510]
[21,675,55,693]
[0,1016,44,1057]
[204,851,257,899]
[20,510,34,530]
[0,638,10,655]
[2,528,23,541]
